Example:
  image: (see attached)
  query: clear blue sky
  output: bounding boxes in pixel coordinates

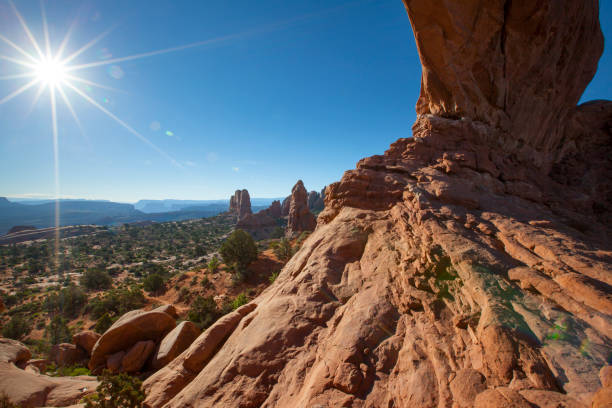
[0,0,610,203]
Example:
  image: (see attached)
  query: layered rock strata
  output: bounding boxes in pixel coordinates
[143,1,611,407]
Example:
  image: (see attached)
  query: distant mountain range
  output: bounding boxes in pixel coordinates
[0,197,281,235]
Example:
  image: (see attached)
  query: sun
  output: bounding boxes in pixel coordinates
[34,58,67,86]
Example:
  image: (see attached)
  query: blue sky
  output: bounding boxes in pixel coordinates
[0,0,610,203]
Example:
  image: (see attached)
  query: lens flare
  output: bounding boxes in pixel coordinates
[34,58,67,85]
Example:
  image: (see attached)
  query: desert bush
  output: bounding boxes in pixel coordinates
[44,284,87,318]
[269,271,279,284]
[220,230,257,281]
[2,314,31,340]
[83,371,144,408]
[87,287,145,320]
[207,255,220,273]
[270,238,294,263]
[188,295,219,330]
[143,273,165,295]
[221,293,248,314]
[80,268,112,291]
[46,315,72,345]
[94,313,114,334]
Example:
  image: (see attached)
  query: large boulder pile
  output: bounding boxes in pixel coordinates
[141,1,611,407]
[0,338,98,407]
[286,180,317,237]
[88,306,177,373]
[228,189,252,221]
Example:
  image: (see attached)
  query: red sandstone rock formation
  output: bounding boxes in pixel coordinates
[281,196,290,216]
[286,180,317,236]
[72,331,100,356]
[0,338,98,407]
[308,188,325,212]
[142,1,611,407]
[237,200,283,239]
[229,189,252,220]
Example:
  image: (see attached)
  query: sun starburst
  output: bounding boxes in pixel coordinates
[0,0,184,271]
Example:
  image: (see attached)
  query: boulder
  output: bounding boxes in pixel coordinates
[0,337,31,365]
[519,389,584,408]
[50,343,87,368]
[286,180,316,236]
[152,321,200,370]
[105,350,124,373]
[89,309,175,370]
[474,388,532,408]
[0,361,97,407]
[449,369,487,408]
[153,304,179,319]
[25,359,50,374]
[121,340,155,373]
[72,331,100,355]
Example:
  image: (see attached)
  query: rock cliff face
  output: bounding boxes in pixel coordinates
[229,189,252,220]
[237,200,283,239]
[281,196,291,217]
[308,188,325,213]
[286,180,317,237]
[144,1,611,407]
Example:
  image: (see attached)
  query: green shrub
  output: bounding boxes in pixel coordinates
[87,287,146,320]
[188,296,219,330]
[80,268,112,291]
[207,256,220,273]
[2,315,31,340]
[219,230,257,281]
[46,315,72,345]
[94,313,114,334]
[270,238,294,263]
[269,271,279,284]
[83,371,144,408]
[143,273,165,295]
[221,293,249,314]
[44,284,87,318]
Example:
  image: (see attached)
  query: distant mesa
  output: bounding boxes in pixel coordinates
[8,225,37,234]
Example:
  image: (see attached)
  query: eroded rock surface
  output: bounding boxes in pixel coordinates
[142,1,610,407]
